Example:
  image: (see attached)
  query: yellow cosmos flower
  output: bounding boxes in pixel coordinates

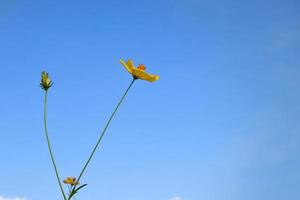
[40,71,53,91]
[120,59,159,82]
[63,177,79,186]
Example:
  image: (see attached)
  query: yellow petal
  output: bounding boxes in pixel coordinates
[126,59,135,69]
[63,179,71,184]
[132,69,159,82]
[120,59,134,74]
[63,177,76,185]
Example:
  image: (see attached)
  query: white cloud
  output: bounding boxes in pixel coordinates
[169,196,183,200]
[0,196,28,200]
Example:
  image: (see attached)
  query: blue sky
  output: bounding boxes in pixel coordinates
[0,0,299,200]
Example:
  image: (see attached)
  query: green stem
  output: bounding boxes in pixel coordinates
[44,91,67,200]
[74,78,136,189]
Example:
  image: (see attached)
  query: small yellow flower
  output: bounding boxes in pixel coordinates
[120,59,159,82]
[40,71,53,91]
[63,177,79,186]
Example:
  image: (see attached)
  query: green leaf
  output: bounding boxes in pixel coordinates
[68,184,87,200]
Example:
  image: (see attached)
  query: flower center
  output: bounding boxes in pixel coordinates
[137,64,146,71]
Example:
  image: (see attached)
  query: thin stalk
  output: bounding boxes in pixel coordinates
[44,91,67,200]
[74,78,136,188]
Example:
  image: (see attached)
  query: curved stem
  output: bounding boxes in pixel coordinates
[44,91,67,200]
[75,78,136,187]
